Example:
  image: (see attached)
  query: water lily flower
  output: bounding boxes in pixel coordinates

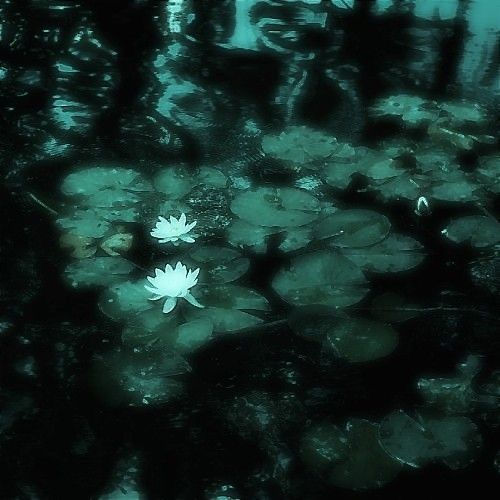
[145,262,204,314]
[415,196,431,216]
[151,213,196,245]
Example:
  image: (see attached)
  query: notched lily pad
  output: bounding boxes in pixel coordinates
[325,317,399,363]
[442,215,500,248]
[64,256,134,288]
[379,410,482,470]
[231,187,321,228]
[272,250,369,308]
[315,209,391,248]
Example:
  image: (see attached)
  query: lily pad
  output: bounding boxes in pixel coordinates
[61,166,151,205]
[370,94,438,126]
[231,187,321,228]
[99,279,153,320]
[262,126,338,165]
[379,410,482,469]
[185,284,269,332]
[153,167,193,199]
[343,233,426,273]
[186,246,250,284]
[442,215,500,248]
[325,317,399,363]
[57,209,111,238]
[226,219,275,253]
[315,209,391,248]
[64,256,134,288]
[329,419,403,490]
[272,250,369,308]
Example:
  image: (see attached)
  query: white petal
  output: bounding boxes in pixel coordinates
[149,295,164,301]
[145,285,161,295]
[169,215,177,224]
[179,212,186,225]
[174,261,182,271]
[158,216,167,223]
[187,221,197,231]
[184,293,204,308]
[180,236,195,243]
[146,276,157,285]
[162,297,177,314]
[165,264,173,273]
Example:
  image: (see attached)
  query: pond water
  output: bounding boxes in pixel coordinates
[1,1,499,499]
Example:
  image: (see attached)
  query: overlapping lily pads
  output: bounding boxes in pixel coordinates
[272,250,369,308]
[64,256,134,288]
[442,215,500,248]
[230,187,321,228]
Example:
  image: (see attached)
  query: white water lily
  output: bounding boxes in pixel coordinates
[151,213,196,245]
[145,262,204,314]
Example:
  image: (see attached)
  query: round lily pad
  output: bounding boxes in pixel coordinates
[231,187,321,228]
[57,209,111,238]
[343,233,426,273]
[442,215,500,248]
[329,419,403,491]
[370,94,438,126]
[272,250,369,308]
[226,219,275,253]
[262,126,338,165]
[99,279,153,320]
[379,410,482,470]
[64,256,134,288]
[325,317,399,363]
[186,246,250,284]
[315,209,391,248]
[153,167,193,199]
[185,284,269,333]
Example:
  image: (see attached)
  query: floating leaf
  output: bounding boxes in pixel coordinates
[329,419,403,491]
[442,215,500,248]
[99,279,153,320]
[343,233,425,273]
[57,209,111,238]
[272,250,368,308]
[186,246,250,284]
[370,94,438,126]
[226,219,275,253]
[153,167,195,199]
[379,410,482,470]
[231,187,321,228]
[262,126,338,165]
[64,256,134,288]
[325,317,398,363]
[315,209,391,248]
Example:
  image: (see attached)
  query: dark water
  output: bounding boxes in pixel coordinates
[1,1,499,499]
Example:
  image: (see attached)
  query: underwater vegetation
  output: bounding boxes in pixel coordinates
[1,1,499,498]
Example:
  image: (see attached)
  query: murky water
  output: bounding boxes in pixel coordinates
[1,1,499,498]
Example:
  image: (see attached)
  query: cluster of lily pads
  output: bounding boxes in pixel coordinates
[52,93,499,490]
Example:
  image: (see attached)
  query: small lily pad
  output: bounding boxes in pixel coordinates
[226,219,275,253]
[153,167,193,199]
[325,317,399,363]
[231,187,321,228]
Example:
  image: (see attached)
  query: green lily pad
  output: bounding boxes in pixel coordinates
[153,167,193,199]
[57,209,111,238]
[329,419,403,491]
[439,101,487,126]
[443,215,500,248]
[325,317,398,363]
[99,279,153,320]
[315,209,391,248]
[185,284,269,332]
[343,233,426,273]
[370,94,438,126]
[186,246,250,284]
[477,155,500,193]
[272,250,369,308]
[379,410,482,469]
[262,126,338,165]
[231,187,321,228]
[301,423,349,470]
[430,177,479,202]
[64,256,134,288]
[226,219,275,253]
[324,162,360,189]
[61,166,151,200]
[278,226,313,253]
